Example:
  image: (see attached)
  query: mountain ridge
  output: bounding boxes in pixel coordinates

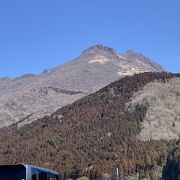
[0,45,165,127]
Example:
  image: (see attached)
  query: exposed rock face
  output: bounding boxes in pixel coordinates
[122,50,164,72]
[128,78,180,140]
[0,45,165,127]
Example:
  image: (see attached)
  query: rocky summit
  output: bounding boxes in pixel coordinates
[0,45,165,127]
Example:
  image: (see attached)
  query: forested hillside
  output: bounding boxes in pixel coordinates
[0,72,179,179]
[0,45,164,128]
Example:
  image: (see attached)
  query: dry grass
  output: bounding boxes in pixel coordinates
[129,78,180,140]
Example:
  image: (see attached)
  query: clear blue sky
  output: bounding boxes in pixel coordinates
[0,0,179,77]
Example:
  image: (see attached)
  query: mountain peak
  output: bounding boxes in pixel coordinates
[125,50,137,54]
[0,45,166,128]
[124,50,147,57]
[82,44,118,55]
[122,50,165,72]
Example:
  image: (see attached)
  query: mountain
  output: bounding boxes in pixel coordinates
[0,72,179,179]
[0,45,165,128]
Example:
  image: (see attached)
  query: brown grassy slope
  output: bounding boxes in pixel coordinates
[0,72,179,177]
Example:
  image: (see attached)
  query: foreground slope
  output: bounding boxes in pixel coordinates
[0,72,179,179]
[0,45,164,127]
[128,78,180,140]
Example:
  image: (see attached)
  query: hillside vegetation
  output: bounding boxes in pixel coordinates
[0,45,164,128]
[0,72,179,179]
[128,78,180,140]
